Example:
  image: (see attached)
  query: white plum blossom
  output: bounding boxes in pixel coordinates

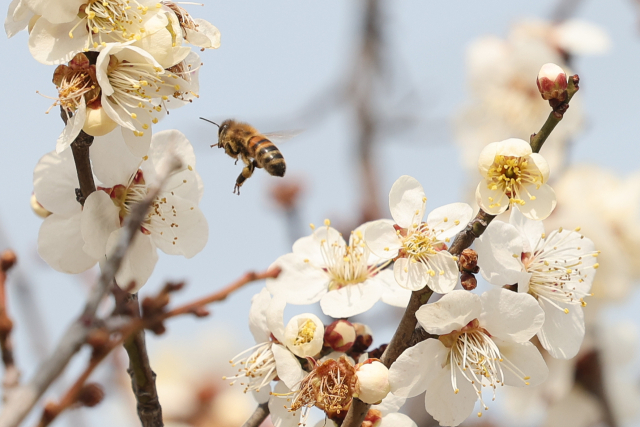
[476,209,599,359]
[476,138,556,220]
[4,0,34,38]
[80,129,207,291]
[267,221,410,318]
[365,175,473,293]
[389,289,548,426]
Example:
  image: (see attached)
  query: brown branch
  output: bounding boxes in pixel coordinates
[0,157,183,427]
[0,251,19,400]
[241,402,269,427]
[114,292,162,427]
[70,131,96,206]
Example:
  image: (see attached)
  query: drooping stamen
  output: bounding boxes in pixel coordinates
[223,342,277,394]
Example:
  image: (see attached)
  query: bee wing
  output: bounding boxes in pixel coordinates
[262,129,304,144]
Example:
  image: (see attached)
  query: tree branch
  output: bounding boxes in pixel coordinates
[241,402,269,427]
[0,157,183,427]
[0,251,19,401]
[70,131,96,206]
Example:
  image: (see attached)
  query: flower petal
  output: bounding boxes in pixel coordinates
[380,413,417,427]
[320,280,382,318]
[364,220,401,260]
[427,203,473,241]
[537,299,585,360]
[268,381,301,427]
[272,344,305,390]
[508,208,544,254]
[497,340,548,387]
[394,258,428,291]
[389,339,448,398]
[266,296,286,343]
[106,229,158,293]
[121,127,152,159]
[56,98,86,154]
[378,269,411,307]
[38,213,98,274]
[33,149,80,216]
[415,290,481,335]
[518,183,557,220]
[80,191,121,259]
[475,220,528,286]
[90,128,140,187]
[28,18,86,65]
[292,225,345,266]
[248,288,272,343]
[151,195,208,259]
[480,288,544,343]
[424,365,477,427]
[186,19,221,48]
[389,175,426,228]
[424,252,459,294]
[266,253,328,305]
[528,153,550,182]
[476,181,509,216]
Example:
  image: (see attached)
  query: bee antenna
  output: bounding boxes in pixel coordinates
[199,117,220,127]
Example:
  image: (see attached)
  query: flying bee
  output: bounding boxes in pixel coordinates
[200,118,301,194]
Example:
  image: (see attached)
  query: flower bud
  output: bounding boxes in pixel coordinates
[461,272,477,291]
[459,248,479,273]
[536,63,568,101]
[363,409,383,427]
[83,107,118,137]
[284,313,324,358]
[354,359,390,404]
[77,383,104,407]
[30,194,51,218]
[351,323,373,353]
[324,319,356,352]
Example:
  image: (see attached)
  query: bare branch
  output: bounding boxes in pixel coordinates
[0,251,19,400]
[241,402,269,427]
[70,131,96,206]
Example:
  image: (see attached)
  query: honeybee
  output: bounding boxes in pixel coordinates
[200,118,301,194]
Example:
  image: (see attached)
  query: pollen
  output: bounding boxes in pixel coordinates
[293,320,317,346]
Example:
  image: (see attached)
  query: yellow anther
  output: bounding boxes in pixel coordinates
[575,226,581,232]
[309,223,315,230]
[563,308,569,314]
[324,219,331,226]
[142,155,149,161]
[131,113,137,119]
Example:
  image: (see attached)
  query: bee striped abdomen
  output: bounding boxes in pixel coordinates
[248,135,286,177]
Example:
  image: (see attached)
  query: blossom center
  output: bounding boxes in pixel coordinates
[223,342,277,394]
[72,0,153,46]
[486,155,542,207]
[292,320,317,346]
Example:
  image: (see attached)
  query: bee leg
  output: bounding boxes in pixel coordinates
[233,160,259,195]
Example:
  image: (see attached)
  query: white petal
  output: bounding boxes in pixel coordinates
[268,381,301,427]
[389,175,426,228]
[272,344,305,390]
[424,252,458,294]
[538,299,585,360]
[33,149,80,216]
[56,99,86,154]
[424,365,477,427]
[252,386,271,404]
[38,213,97,274]
[148,129,196,169]
[80,191,121,259]
[283,314,324,358]
[91,127,140,187]
[320,280,382,318]
[5,0,31,38]
[121,127,152,159]
[394,258,428,291]
[389,339,448,398]
[518,183,557,220]
[28,18,86,64]
[378,270,411,307]
[151,195,208,259]
[266,253,328,305]
[427,203,473,241]
[528,153,550,182]
[186,19,221,48]
[508,208,544,254]
[415,290,481,335]
[555,19,611,55]
[477,141,501,177]
[475,220,528,286]
[364,220,401,259]
[248,288,272,343]
[476,181,509,215]
[292,225,344,266]
[374,393,406,415]
[498,138,532,157]
[479,288,544,343]
[497,340,548,387]
[380,413,417,427]
[266,296,286,344]
[25,0,82,24]
[106,229,158,293]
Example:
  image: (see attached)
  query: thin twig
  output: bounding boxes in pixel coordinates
[241,402,269,427]
[70,131,96,206]
[0,157,183,427]
[0,251,19,400]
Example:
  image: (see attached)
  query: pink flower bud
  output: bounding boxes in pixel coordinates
[536,63,568,101]
[354,359,390,404]
[324,319,356,352]
[351,323,373,353]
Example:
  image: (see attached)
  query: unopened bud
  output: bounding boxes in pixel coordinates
[459,248,479,273]
[363,409,383,427]
[30,194,51,218]
[77,383,104,407]
[537,63,568,101]
[284,314,324,358]
[1,250,17,272]
[324,319,356,352]
[461,272,477,291]
[355,359,390,404]
[351,323,373,353]
[83,107,118,137]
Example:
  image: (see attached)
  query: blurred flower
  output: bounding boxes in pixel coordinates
[476,209,598,359]
[365,175,473,293]
[389,289,547,427]
[267,221,410,318]
[161,1,221,50]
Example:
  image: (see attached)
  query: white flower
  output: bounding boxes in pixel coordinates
[224,289,305,398]
[365,175,473,293]
[476,209,598,359]
[161,1,221,50]
[476,138,556,220]
[355,359,390,404]
[282,313,324,358]
[267,221,410,318]
[4,0,34,38]
[80,129,207,291]
[26,0,169,65]
[389,289,548,427]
